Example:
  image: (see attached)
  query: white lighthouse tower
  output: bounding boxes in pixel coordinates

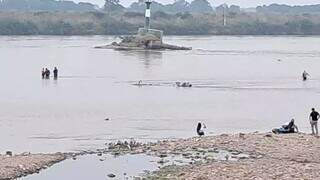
[138,0,163,44]
[145,0,152,30]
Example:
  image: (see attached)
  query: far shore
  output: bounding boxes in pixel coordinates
[1,132,320,179]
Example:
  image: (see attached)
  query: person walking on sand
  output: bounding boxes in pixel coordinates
[309,108,319,136]
[53,67,58,79]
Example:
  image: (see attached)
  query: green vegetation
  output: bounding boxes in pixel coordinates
[0,0,319,35]
[0,11,319,35]
[0,0,97,12]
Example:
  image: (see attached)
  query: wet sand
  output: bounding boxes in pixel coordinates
[0,153,66,179]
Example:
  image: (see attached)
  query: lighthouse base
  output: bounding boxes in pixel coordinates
[95,28,191,51]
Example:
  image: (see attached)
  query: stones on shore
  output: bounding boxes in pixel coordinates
[159,154,167,158]
[0,153,67,179]
[6,151,13,156]
[265,134,273,137]
[239,133,245,139]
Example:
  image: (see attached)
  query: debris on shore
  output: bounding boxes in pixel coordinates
[0,153,67,179]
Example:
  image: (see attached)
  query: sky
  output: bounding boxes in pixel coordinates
[74,0,320,8]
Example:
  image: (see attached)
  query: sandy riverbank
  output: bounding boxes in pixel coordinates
[0,153,66,180]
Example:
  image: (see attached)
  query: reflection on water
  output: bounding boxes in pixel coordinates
[118,50,163,68]
[21,149,249,180]
[0,36,320,153]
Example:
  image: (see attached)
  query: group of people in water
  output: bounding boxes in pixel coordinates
[197,108,319,137]
[42,67,58,79]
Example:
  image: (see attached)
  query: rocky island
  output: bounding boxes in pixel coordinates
[95,0,191,51]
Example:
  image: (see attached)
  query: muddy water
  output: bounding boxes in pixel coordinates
[0,36,320,153]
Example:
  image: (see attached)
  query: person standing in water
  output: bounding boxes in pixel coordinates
[53,67,58,79]
[310,108,319,136]
[41,68,45,79]
[302,70,310,81]
[45,68,50,79]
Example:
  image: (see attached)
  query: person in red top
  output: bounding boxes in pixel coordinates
[309,108,319,136]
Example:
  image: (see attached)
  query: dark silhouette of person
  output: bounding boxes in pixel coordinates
[41,68,45,79]
[53,67,58,79]
[272,119,298,134]
[45,68,50,79]
[196,122,205,136]
[282,119,299,133]
[302,70,310,81]
[310,108,319,136]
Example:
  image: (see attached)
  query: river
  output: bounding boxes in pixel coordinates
[0,35,319,153]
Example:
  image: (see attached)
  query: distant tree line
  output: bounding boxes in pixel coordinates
[127,0,213,14]
[0,0,319,35]
[257,4,320,14]
[0,0,97,12]
[0,11,320,35]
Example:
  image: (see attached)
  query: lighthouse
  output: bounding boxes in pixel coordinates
[144,0,152,30]
[137,0,164,45]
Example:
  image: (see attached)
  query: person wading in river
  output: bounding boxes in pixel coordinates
[309,108,319,136]
[302,70,310,81]
[45,68,50,79]
[41,68,45,79]
[53,67,58,79]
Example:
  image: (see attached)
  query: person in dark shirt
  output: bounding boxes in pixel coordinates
[53,67,58,79]
[283,119,299,133]
[302,71,310,81]
[45,68,50,79]
[41,68,45,79]
[309,108,319,136]
[196,122,205,137]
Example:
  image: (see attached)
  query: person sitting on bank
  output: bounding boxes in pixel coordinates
[196,122,206,137]
[302,70,310,81]
[310,108,319,136]
[53,67,58,79]
[272,119,299,134]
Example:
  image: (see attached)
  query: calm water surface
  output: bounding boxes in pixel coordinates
[0,35,320,153]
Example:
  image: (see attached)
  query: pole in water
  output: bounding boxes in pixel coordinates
[145,0,152,30]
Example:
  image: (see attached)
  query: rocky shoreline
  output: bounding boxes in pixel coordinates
[2,133,320,179]
[0,153,67,180]
[104,132,320,179]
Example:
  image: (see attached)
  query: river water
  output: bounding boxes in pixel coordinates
[0,35,319,153]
